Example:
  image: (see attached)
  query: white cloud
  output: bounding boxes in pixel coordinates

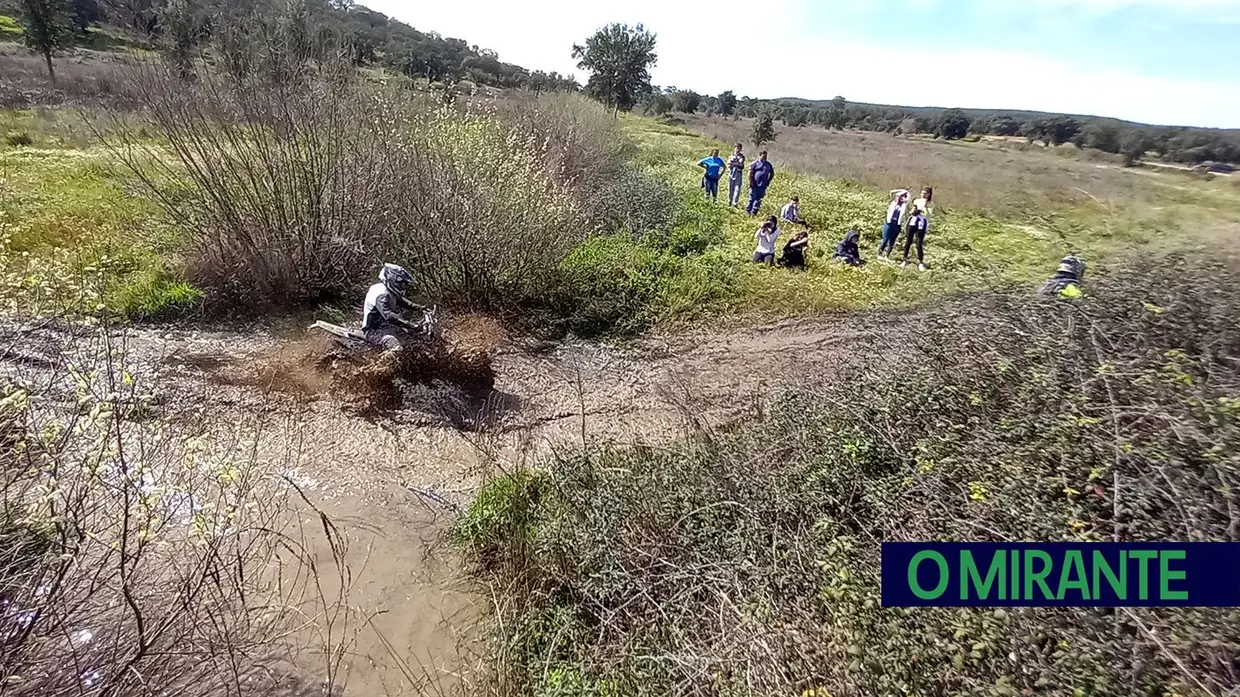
[365,0,1240,128]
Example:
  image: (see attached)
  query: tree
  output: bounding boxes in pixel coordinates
[825,95,846,130]
[645,92,673,115]
[70,0,101,35]
[571,22,657,114]
[782,107,809,128]
[936,108,970,140]
[1081,123,1121,153]
[1028,116,1081,146]
[1050,116,1082,146]
[751,112,776,147]
[21,0,76,82]
[990,115,1022,136]
[1121,131,1150,167]
[672,89,701,114]
[717,90,737,117]
[160,0,210,78]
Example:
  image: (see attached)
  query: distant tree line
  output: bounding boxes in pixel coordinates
[638,90,1240,166]
[6,0,581,91]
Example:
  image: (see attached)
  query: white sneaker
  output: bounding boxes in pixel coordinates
[918,263,926,272]
[899,261,908,269]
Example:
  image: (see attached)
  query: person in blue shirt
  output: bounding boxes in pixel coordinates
[747,150,775,215]
[697,149,726,201]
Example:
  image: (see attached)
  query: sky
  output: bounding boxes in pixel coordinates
[365,0,1240,128]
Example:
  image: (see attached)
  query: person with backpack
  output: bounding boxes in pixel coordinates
[697,148,726,201]
[747,150,775,215]
[726,143,747,207]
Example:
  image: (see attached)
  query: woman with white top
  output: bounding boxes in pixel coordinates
[879,189,909,258]
[752,216,780,267]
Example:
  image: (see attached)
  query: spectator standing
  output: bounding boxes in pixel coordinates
[879,189,909,258]
[697,148,726,201]
[747,150,775,215]
[752,216,780,266]
[726,143,746,207]
[912,186,934,228]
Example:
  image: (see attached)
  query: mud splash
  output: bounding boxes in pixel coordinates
[196,328,500,427]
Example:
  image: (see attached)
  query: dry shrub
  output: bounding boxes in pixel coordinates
[461,254,1240,696]
[114,50,637,315]
[112,53,404,307]
[381,101,591,311]
[0,320,355,695]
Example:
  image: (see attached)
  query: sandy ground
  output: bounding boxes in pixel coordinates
[1,310,925,695]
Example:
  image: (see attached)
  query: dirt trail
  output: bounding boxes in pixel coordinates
[4,311,921,695]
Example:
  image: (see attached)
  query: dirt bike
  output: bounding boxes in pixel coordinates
[307,305,495,394]
[309,305,442,352]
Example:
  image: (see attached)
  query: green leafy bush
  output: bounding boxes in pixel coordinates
[0,14,22,38]
[549,235,735,337]
[463,254,1240,696]
[578,165,680,243]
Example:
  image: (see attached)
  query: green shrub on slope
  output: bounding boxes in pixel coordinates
[463,254,1240,696]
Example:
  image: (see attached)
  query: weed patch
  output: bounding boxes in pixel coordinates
[462,255,1240,696]
[0,146,189,318]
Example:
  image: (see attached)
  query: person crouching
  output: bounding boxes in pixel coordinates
[778,230,810,270]
[752,216,780,267]
[833,229,865,267]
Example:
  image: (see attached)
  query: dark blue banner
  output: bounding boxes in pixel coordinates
[881,542,1240,607]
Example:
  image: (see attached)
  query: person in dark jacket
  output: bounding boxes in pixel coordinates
[778,230,810,270]
[1039,255,1086,298]
[901,205,929,270]
[746,150,775,215]
[833,229,865,267]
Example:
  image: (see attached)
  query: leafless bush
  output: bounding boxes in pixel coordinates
[109,50,404,307]
[0,295,359,694]
[111,44,638,315]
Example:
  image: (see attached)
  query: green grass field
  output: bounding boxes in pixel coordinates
[2,104,1235,328]
[616,115,1238,326]
[0,141,197,318]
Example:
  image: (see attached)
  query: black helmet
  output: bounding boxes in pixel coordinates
[1057,255,1085,280]
[380,263,414,298]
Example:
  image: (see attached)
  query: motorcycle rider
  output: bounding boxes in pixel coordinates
[1040,255,1086,298]
[363,263,429,350]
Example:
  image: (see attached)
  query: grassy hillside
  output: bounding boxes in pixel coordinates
[774,96,1240,137]
[4,95,1238,330]
[608,115,1240,325]
[457,255,1240,697]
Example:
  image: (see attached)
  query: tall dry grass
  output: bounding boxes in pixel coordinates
[685,114,1189,217]
[0,46,137,109]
